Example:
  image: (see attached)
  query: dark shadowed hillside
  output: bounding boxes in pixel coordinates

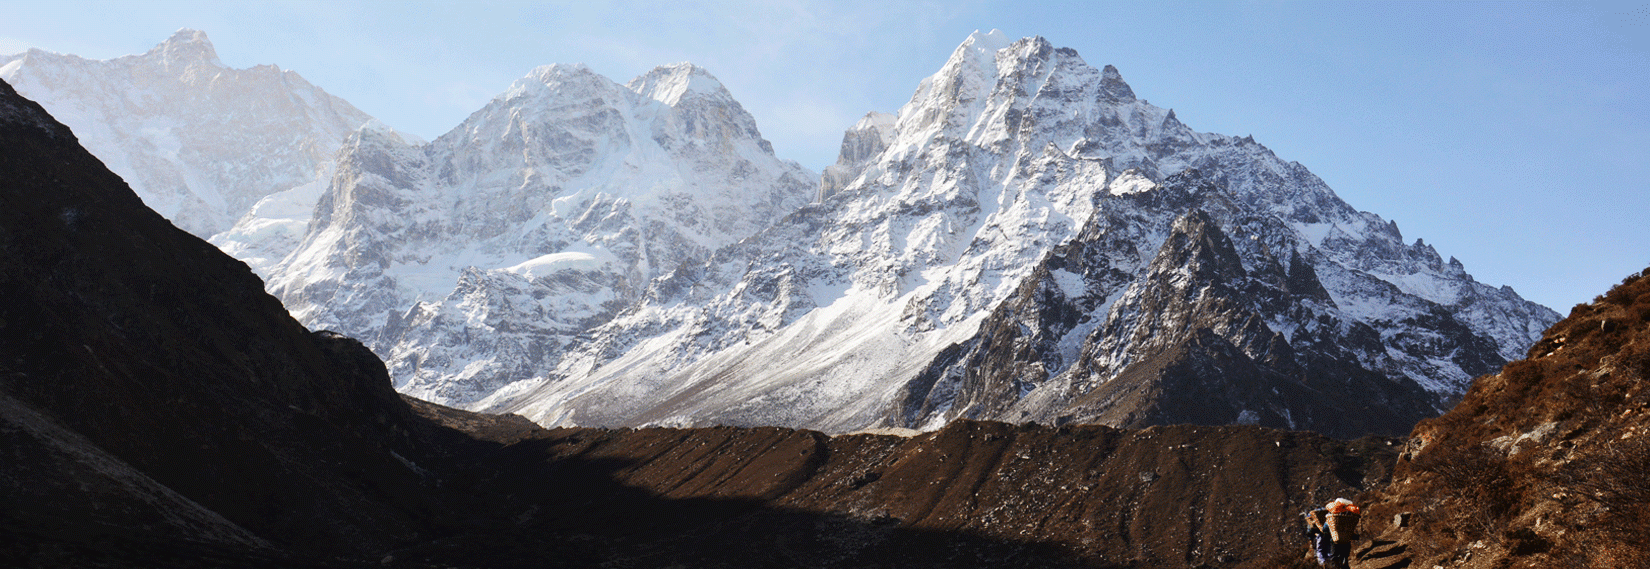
[1,76,1400,568]
[1356,267,1650,569]
[404,403,1397,568]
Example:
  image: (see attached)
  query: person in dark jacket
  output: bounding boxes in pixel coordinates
[1303,508,1335,566]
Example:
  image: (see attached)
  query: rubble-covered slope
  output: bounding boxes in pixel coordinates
[1357,267,1650,568]
[404,411,1398,569]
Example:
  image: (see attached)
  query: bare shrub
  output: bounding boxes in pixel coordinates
[1547,431,1650,547]
[1400,440,1518,562]
[1500,359,1546,393]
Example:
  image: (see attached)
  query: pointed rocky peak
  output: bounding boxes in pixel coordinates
[347,118,422,149]
[836,111,896,162]
[922,29,1012,99]
[962,29,1014,57]
[819,111,898,201]
[850,110,898,132]
[1002,35,1057,64]
[1152,209,1247,283]
[486,63,628,118]
[145,28,222,69]
[1099,64,1136,102]
[520,63,609,91]
[626,62,731,107]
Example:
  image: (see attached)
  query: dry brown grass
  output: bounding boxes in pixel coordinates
[1368,267,1650,568]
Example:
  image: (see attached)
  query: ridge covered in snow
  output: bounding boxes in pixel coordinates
[263,61,817,406]
[0,29,380,253]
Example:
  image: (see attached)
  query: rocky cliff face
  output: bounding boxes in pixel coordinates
[0,28,377,270]
[894,170,1488,438]
[496,32,1557,437]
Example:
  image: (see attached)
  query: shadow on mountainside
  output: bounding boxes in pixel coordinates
[371,400,1083,569]
[399,399,1399,569]
[385,420,1084,569]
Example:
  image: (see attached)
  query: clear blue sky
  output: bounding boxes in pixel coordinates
[2,1,1646,314]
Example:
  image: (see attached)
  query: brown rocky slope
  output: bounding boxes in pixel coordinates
[404,402,1397,568]
[1355,267,1650,569]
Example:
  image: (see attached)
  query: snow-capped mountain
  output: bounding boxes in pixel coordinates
[0,29,378,262]
[265,62,817,406]
[489,31,1558,436]
[16,28,1553,436]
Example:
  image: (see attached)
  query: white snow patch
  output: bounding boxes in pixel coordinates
[1048,268,1086,298]
[1108,171,1157,195]
[502,249,616,279]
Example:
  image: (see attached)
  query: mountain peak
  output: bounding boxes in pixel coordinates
[964,29,1013,54]
[1099,64,1136,102]
[509,63,616,102]
[524,63,598,83]
[146,28,221,68]
[627,62,729,106]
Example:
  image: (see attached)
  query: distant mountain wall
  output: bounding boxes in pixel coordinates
[0,28,376,257]
[496,33,1558,438]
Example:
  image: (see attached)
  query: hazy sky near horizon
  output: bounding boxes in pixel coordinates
[2,0,1646,314]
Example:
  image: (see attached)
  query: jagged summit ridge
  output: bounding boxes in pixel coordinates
[491,33,1557,436]
[627,62,731,106]
[147,28,223,69]
[0,29,377,245]
[264,60,816,407]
